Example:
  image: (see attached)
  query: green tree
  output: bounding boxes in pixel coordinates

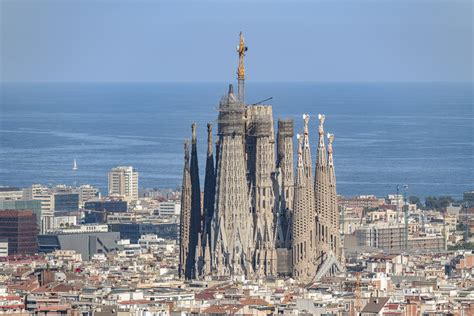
[424,196,454,211]
[409,196,422,209]
[448,242,474,251]
[424,196,438,210]
[438,196,454,209]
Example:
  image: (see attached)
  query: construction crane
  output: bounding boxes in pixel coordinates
[403,184,409,251]
[463,202,470,241]
[250,97,273,106]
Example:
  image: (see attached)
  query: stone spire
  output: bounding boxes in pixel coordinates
[236,32,247,103]
[247,108,277,277]
[215,140,220,176]
[189,123,201,279]
[314,114,331,261]
[327,133,342,265]
[179,140,192,279]
[276,119,294,249]
[292,115,317,284]
[202,123,216,260]
[212,84,254,277]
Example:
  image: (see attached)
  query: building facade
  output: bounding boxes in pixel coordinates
[53,193,80,213]
[0,210,39,255]
[0,187,23,201]
[178,33,344,283]
[108,166,139,201]
[0,239,8,257]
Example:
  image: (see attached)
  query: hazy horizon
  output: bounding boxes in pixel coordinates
[1,0,472,83]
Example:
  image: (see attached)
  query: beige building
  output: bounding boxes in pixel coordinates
[338,195,385,210]
[0,239,8,257]
[368,209,398,223]
[24,184,54,218]
[356,223,406,251]
[0,187,23,201]
[108,166,139,201]
[77,184,100,207]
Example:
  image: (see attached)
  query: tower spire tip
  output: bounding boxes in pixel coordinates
[191,123,197,144]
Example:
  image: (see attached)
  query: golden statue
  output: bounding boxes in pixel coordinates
[237,32,247,80]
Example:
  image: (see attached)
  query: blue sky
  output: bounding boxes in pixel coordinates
[1,0,472,82]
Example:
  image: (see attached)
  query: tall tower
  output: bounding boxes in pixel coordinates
[189,123,202,278]
[327,133,343,265]
[314,114,331,262]
[237,32,247,103]
[212,84,254,277]
[203,123,216,247]
[292,115,317,284]
[179,141,191,279]
[276,119,294,248]
[246,107,277,277]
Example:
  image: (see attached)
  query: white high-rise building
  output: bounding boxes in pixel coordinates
[108,166,139,201]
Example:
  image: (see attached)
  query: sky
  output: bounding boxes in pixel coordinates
[1,0,472,82]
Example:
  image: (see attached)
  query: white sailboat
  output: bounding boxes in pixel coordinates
[72,158,78,171]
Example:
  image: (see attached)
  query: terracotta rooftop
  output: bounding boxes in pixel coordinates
[240,297,270,306]
[195,291,216,300]
[203,304,243,314]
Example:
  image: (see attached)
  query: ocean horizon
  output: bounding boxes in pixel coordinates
[0,81,472,200]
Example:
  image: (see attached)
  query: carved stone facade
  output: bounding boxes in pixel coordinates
[212,85,254,277]
[292,115,317,284]
[179,33,343,283]
[276,119,294,249]
[246,105,277,277]
[178,141,191,279]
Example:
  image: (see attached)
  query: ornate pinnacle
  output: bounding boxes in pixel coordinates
[296,133,303,156]
[184,139,190,162]
[207,123,213,154]
[327,133,335,154]
[318,114,326,136]
[296,133,304,180]
[303,114,310,135]
[237,32,247,80]
[318,114,326,147]
[192,123,197,144]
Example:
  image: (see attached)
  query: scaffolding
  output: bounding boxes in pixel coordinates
[217,85,246,136]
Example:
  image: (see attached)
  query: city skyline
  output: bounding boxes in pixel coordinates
[0,2,472,313]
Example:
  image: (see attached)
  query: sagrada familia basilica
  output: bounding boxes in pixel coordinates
[179,33,344,284]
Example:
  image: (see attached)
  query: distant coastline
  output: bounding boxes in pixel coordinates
[0,82,472,199]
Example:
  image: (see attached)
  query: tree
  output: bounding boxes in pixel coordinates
[424,196,438,210]
[424,196,454,211]
[438,196,454,209]
[448,242,474,251]
[409,196,422,209]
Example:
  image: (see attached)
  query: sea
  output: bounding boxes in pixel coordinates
[0,82,472,200]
